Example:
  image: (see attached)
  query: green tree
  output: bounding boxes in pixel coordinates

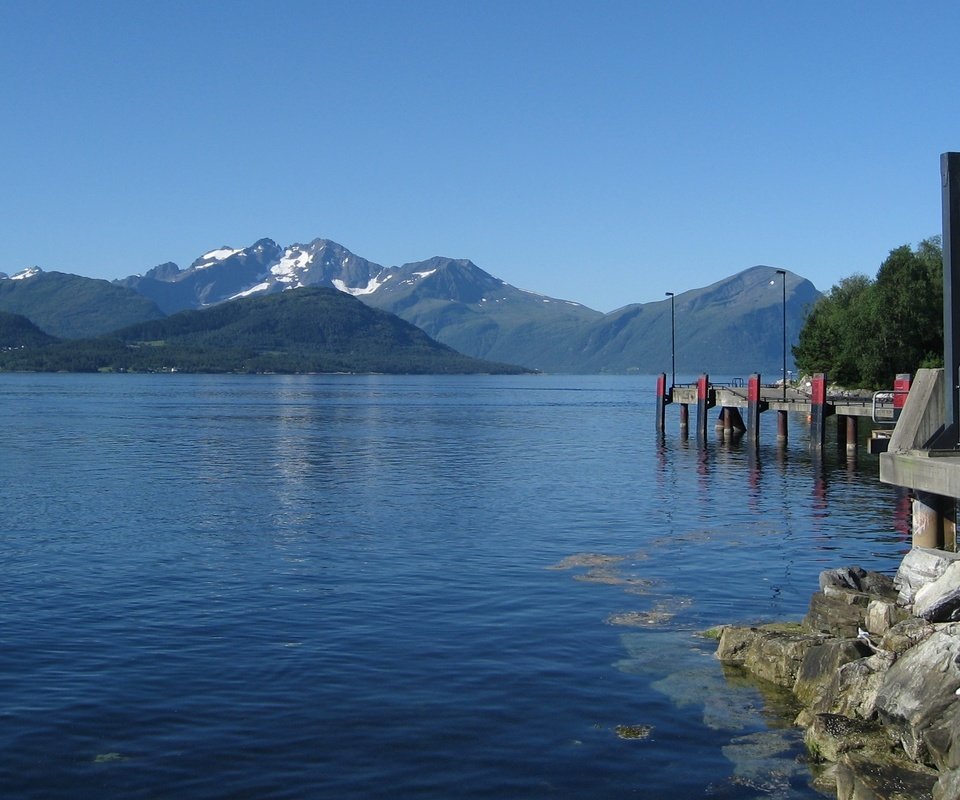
[793,237,943,388]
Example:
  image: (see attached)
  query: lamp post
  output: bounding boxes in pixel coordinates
[776,269,786,399]
[665,291,675,388]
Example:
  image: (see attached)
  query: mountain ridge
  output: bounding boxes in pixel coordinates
[0,286,531,375]
[3,237,821,374]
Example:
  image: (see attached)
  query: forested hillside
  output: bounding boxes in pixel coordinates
[793,237,942,387]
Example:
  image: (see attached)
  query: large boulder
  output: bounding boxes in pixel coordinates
[922,698,960,773]
[933,767,960,800]
[833,752,937,800]
[805,588,873,639]
[865,598,908,635]
[880,617,936,656]
[874,630,960,763]
[914,561,960,623]
[895,548,960,607]
[793,638,872,706]
[805,567,897,638]
[804,651,896,725]
[716,624,829,688]
[820,566,896,597]
[804,713,895,763]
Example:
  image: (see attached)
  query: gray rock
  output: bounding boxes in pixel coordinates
[880,617,936,657]
[819,567,896,597]
[866,598,908,636]
[933,767,960,800]
[915,561,960,623]
[805,587,873,638]
[804,713,894,764]
[834,752,937,800]
[821,566,871,592]
[794,638,872,706]
[715,625,758,664]
[922,700,960,772]
[875,631,960,762]
[810,651,896,723]
[895,547,960,607]
[743,628,831,688]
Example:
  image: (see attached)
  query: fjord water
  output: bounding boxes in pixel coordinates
[1,374,909,799]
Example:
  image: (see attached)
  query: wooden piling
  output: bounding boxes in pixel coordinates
[846,415,858,452]
[747,374,764,446]
[809,373,827,451]
[656,373,669,433]
[696,374,712,442]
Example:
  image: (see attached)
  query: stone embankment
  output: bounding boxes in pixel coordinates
[714,548,960,800]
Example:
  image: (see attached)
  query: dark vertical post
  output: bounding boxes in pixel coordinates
[714,406,730,432]
[727,407,746,433]
[776,269,787,399]
[665,292,676,389]
[696,374,710,443]
[810,373,827,451]
[846,415,858,454]
[777,410,788,442]
[656,373,667,433]
[942,153,960,445]
[748,373,761,446]
[679,404,689,436]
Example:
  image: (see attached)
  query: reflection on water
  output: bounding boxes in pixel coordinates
[0,374,911,800]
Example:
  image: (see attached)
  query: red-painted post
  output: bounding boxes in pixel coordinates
[893,373,911,414]
[656,373,669,433]
[696,374,712,442]
[747,374,764,446]
[810,373,827,451]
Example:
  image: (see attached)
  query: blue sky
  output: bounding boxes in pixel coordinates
[3,0,959,312]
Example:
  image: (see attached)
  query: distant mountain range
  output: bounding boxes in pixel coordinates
[0,288,528,375]
[1,237,822,374]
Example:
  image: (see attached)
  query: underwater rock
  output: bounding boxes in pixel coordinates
[614,724,653,740]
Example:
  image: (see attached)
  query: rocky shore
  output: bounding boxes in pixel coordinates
[712,547,960,800]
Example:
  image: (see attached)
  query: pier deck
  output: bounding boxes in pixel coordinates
[657,372,909,451]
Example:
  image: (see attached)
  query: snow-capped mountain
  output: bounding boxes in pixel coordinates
[110,236,818,372]
[117,238,407,314]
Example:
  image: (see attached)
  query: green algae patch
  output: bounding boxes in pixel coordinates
[547,553,625,570]
[615,724,653,740]
[94,752,129,764]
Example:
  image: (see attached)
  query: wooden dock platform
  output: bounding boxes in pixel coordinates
[656,372,910,452]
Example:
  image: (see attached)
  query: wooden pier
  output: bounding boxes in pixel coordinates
[656,372,910,453]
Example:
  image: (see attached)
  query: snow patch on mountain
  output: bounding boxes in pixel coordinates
[271,249,315,287]
[10,267,42,281]
[332,272,392,297]
[197,247,243,266]
[228,282,271,300]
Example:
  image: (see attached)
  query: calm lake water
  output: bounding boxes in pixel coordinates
[0,374,910,799]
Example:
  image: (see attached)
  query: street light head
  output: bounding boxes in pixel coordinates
[776,269,786,275]
[665,291,674,297]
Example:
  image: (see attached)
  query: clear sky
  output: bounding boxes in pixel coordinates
[3,0,960,312]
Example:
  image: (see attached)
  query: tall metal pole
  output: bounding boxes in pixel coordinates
[942,153,960,445]
[665,291,675,388]
[776,269,786,400]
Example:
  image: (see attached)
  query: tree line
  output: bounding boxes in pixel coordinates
[793,237,943,388]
